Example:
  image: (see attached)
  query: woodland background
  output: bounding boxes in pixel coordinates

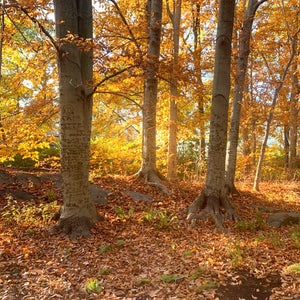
[0,0,298,182]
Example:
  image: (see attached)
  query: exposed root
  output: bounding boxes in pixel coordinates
[145,180,170,194]
[187,192,239,232]
[49,216,95,239]
[135,168,170,195]
[187,191,206,215]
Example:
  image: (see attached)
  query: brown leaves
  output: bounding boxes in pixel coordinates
[0,170,300,298]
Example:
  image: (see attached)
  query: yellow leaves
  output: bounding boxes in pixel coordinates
[90,136,141,175]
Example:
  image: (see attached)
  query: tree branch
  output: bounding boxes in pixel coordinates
[0,3,38,52]
[95,90,142,110]
[109,0,142,57]
[255,0,269,10]
[1,2,59,52]
[91,65,139,95]
[18,5,59,53]
[99,100,140,134]
[165,0,174,24]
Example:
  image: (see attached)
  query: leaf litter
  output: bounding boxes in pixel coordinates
[0,169,299,299]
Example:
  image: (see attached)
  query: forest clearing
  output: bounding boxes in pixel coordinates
[0,167,299,299]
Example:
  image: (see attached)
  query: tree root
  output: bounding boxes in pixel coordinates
[135,168,170,195]
[49,216,95,239]
[225,183,240,196]
[187,191,240,232]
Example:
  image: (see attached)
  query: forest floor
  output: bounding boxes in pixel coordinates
[0,167,300,300]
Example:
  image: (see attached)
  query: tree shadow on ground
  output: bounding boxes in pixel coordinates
[215,271,281,300]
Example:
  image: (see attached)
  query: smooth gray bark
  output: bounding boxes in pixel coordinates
[166,0,181,180]
[187,0,236,230]
[192,2,206,175]
[51,0,99,238]
[137,0,169,194]
[225,0,267,194]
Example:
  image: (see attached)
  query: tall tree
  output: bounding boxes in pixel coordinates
[187,0,236,230]
[136,0,170,193]
[166,0,181,180]
[50,0,100,238]
[253,34,297,190]
[192,1,206,175]
[225,0,267,194]
[288,27,299,171]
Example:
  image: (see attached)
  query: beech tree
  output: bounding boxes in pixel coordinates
[166,0,181,180]
[136,0,170,193]
[225,0,268,194]
[192,1,206,169]
[187,0,237,230]
[50,0,100,238]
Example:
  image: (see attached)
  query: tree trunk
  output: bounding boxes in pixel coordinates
[241,125,252,173]
[192,2,206,176]
[225,0,267,195]
[253,40,296,190]
[288,35,298,171]
[187,0,236,230]
[137,0,169,194]
[166,0,181,180]
[284,124,289,168]
[251,116,257,166]
[51,0,100,239]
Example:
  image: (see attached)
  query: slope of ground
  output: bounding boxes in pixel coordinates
[0,167,299,299]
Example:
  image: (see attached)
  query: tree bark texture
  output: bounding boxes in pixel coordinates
[166,0,181,180]
[52,0,99,238]
[187,0,236,230]
[137,0,170,193]
[192,2,206,175]
[225,0,266,194]
[284,124,290,168]
[288,35,298,171]
[251,116,257,165]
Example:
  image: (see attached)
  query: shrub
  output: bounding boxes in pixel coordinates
[85,279,103,294]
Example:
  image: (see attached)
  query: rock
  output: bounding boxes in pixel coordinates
[251,205,280,213]
[15,173,41,185]
[40,173,62,188]
[0,169,14,185]
[11,189,35,200]
[267,211,300,228]
[90,184,109,205]
[1,170,111,205]
[123,190,153,202]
